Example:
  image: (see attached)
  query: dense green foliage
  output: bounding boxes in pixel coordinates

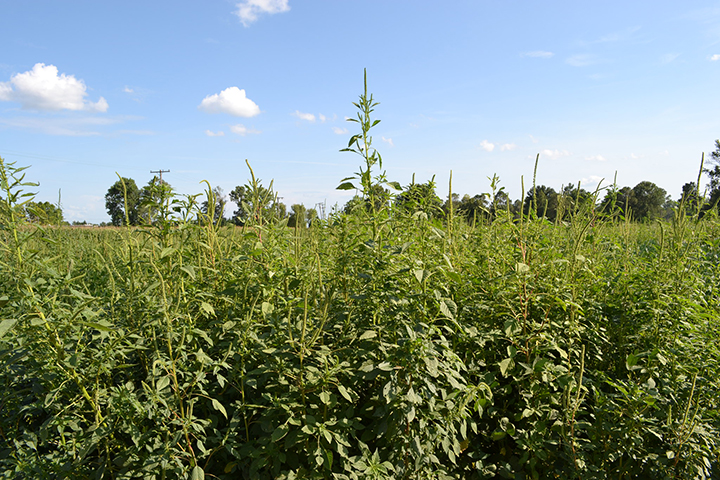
[3,78,720,478]
[2,162,720,479]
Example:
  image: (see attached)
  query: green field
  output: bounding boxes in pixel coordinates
[2,173,719,478]
[2,78,720,478]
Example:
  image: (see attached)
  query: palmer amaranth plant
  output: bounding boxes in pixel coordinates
[0,74,719,479]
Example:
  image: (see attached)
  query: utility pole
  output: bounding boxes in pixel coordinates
[150,169,170,184]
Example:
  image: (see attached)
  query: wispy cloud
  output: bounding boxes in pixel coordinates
[566,54,598,67]
[521,51,554,58]
[381,136,394,147]
[0,63,108,112]
[585,154,607,162]
[199,87,260,117]
[123,86,134,94]
[538,149,570,160]
[710,54,720,61]
[230,124,261,136]
[332,126,348,135]
[205,130,225,137]
[661,53,680,64]
[234,0,290,27]
[500,143,517,151]
[529,134,539,144]
[581,175,604,188]
[479,140,495,152]
[0,115,135,136]
[293,110,315,122]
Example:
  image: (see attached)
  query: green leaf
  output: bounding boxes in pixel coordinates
[156,377,170,392]
[499,358,514,377]
[261,302,274,316]
[319,391,331,404]
[337,384,352,402]
[200,301,215,317]
[180,265,196,279]
[0,319,18,338]
[359,330,377,340]
[211,398,227,419]
[515,262,530,273]
[271,424,289,442]
[387,181,402,191]
[336,182,357,190]
[190,466,205,480]
[160,247,175,259]
[440,298,457,320]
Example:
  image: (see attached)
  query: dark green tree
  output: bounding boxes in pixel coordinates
[524,185,559,221]
[25,201,63,225]
[394,180,443,217]
[201,186,227,226]
[228,184,285,226]
[706,140,720,212]
[287,204,307,228]
[342,185,391,215]
[679,182,701,213]
[105,177,140,226]
[629,181,667,221]
[456,194,489,225]
[557,184,593,219]
[599,186,632,218]
[138,177,174,225]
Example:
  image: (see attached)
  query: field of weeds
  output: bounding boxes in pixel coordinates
[1,173,719,478]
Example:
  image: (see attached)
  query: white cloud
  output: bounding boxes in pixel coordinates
[293,110,315,122]
[479,140,495,152]
[500,143,517,151]
[318,113,326,123]
[235,0,290,27]
[529,134,539,144]
[332,126,348,135]
[123,86,134,94]
[580,175,604,188]
[198,87,260,117]
[0,63,108,112]
[522,51,554,58]
[710,54,720,61]
[585,155,606,162]
[539,149,570,160]
[381,136,394,147]
[566,54,597,67]
[230,124,260,136]
[205,130,225,137]
[661,53,680,64]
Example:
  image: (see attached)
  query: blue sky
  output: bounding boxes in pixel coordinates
[1,1,720,223]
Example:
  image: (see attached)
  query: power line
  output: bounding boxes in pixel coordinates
[150,169,170,183]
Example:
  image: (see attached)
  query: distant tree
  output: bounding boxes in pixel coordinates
[228,184,285,226]
[524,185,558,221]
[201,186,227,226]
[306,208,318,226]
[456,194,489,225]
[105,177,140,226]
[599,186,632,218]
[679,182,701,213]
[395,180,443,217]
[342,185,391,214]
[489,191,511,218]
[25,201,63,225]
[706,140,720,212]
[557,185,593,219]
[629,181,667,221]
[138,177,174,225]
[288,204,307,228]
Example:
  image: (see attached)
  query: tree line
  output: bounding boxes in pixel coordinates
[100,143,720,227]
